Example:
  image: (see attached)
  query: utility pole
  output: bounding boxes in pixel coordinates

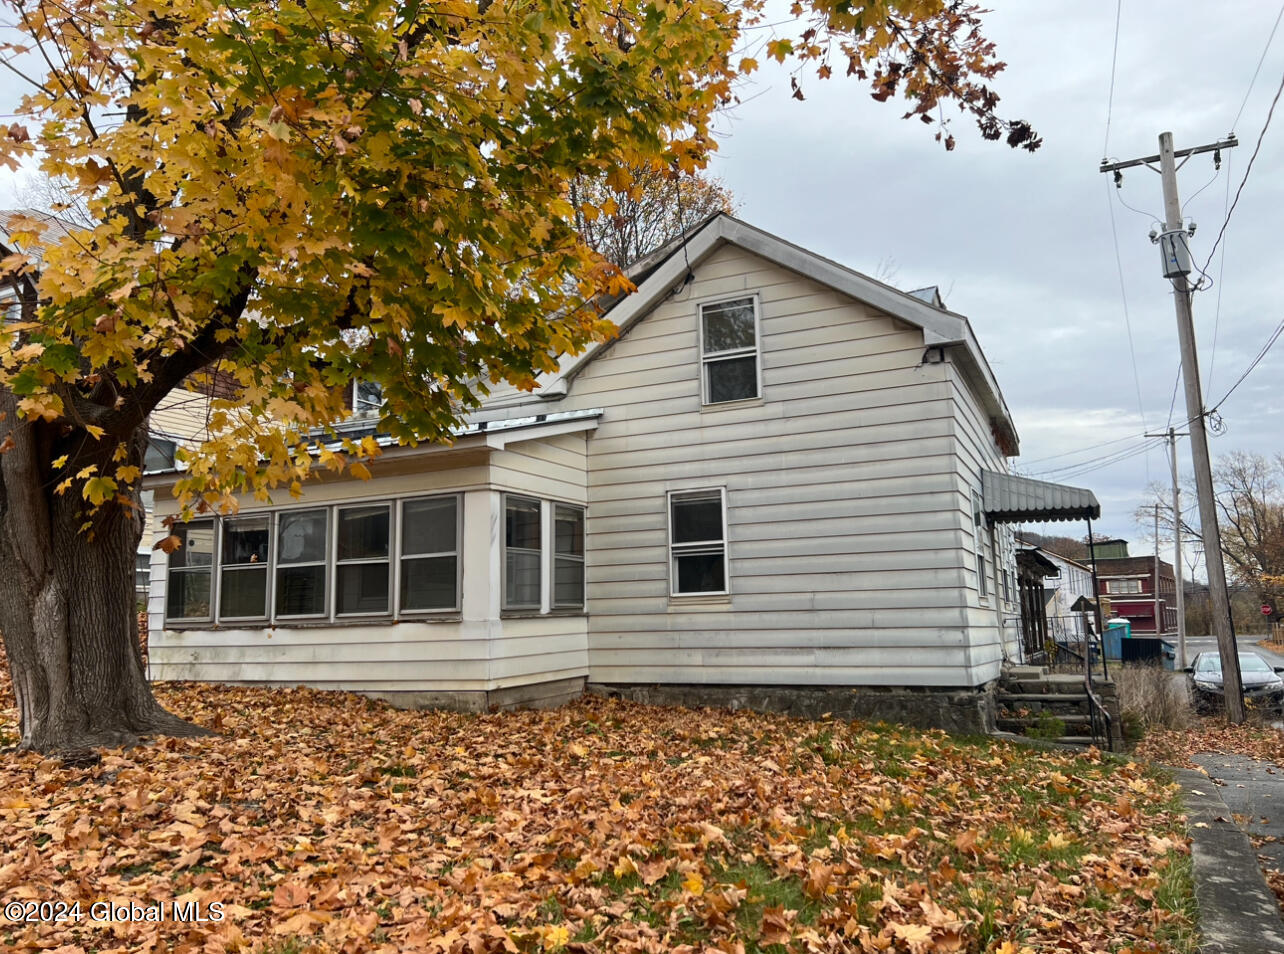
[1146,427,1190,665]
[1102,132,1244,722]
[1154,505,1162,638]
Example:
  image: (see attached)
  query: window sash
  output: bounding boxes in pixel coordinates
[503,495,543,610]
[553,503,585,608]
[700,296,759,405]
[399,496,460,614]
[669,489,728,596]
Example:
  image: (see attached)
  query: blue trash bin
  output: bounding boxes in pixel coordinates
[1161,640,1177,671]
[1104,618,1130,660]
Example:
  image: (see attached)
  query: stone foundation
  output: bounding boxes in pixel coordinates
[364,676,587,713]
[587,682,997,735]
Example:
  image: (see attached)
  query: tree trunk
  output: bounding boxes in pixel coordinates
[0,399,211,753]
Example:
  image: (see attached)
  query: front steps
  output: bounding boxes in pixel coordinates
[995,666,1123,749]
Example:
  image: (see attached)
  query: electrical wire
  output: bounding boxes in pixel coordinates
[1196,65,1284,280]
[1018,431,1149,467]
[1104,177,1152,479]
[1101,0,1123,157]
[1232,2,1284,134]
[1207,148,1233,394]
[1207,316,1284,413]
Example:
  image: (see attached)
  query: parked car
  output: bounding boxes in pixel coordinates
[1184,651,1284,714]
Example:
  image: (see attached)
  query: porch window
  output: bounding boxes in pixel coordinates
[504,495,542,609]
[336,504,391,616]
[219,515,270,619]
[669,489,727,595]
[276,509,329,617]
[166,519,215,620]
[700,297,759,404]
[553,503,585,608]
[400,496,459,612]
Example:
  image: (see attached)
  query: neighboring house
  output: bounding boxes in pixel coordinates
[141,214,1096,730]
[1017,541,1096,640]
[1093,543,1178,638]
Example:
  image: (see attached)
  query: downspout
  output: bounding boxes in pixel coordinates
[1087,515,1107,680]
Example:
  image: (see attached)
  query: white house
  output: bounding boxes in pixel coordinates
[143,214,1096,731]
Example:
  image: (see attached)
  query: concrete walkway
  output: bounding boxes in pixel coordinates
[1175,761,1284,953]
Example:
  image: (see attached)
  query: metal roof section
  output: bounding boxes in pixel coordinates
[982,470,1101,523]
[141,408,604,482]
[906,285,946,309]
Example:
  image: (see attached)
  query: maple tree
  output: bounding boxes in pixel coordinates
[0,0,1039,753]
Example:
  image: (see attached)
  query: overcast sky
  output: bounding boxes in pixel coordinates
[0,2,1279,576]
[706,0,1284,575]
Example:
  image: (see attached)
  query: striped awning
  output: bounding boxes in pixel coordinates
[982,470,1101,523]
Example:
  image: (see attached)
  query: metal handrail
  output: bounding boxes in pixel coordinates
[1083,680,1114,752]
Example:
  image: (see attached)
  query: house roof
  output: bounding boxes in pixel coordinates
[982,470,1101,523]
[527,213,1019,453]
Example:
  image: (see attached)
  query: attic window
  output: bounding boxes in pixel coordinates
[700,296,760,404]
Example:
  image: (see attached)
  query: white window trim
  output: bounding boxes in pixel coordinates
[698,293,762,406]
[502,493,543,611]
[667,487,730,598]
[972,490,988,602]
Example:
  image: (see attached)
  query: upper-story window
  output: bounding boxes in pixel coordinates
[1107,579,1143,595]
[700,296,760,404]
[352,380,384,415]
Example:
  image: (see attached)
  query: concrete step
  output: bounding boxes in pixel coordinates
[996,692,1093,705]
[997,714,1093,728]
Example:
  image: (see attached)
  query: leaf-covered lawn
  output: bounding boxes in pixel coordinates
[0,675,1194,954]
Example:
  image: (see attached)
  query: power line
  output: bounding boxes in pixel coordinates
[1231,2,1284,133]
[1208,316,1284,413]
[1196,65,1284,280]
[1103,178,1152,479]
[1206,147,1233,394]
[1102,0,1123,157]
[1018,431,1148,467]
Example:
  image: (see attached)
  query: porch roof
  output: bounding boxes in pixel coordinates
[982,470,1100,523]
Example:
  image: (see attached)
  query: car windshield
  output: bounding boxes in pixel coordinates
[1194,653,1274,674]
[1241,653,1274,673]
[1195,655,1221,673]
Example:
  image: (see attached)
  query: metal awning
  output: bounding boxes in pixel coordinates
[1017,548,1061,577]
[982,470,1101,523]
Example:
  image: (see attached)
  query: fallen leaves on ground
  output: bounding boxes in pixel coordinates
[1134,720,1284,770]
[0,662,1194,953]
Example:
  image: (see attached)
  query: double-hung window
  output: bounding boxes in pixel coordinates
[336,504,391,615]
[352,380,384,415]
[275,509,329,617]
[972,490,987,599]
[166,520,215,620]
[553,504,585,608]
[400,497,459,612]
[219,515,270,619]
[504,495,542,610]
[669,489,727,595]
[700,296,759,404]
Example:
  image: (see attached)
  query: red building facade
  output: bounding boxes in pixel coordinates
[1095,555,1178,637]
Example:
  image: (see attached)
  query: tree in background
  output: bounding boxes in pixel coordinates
[571,169,735,270]
[1141,452,1284,629]
[0,0,1040,753]
[1018,531,1089,563]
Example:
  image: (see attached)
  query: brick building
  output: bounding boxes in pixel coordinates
[1093,543,1178,637]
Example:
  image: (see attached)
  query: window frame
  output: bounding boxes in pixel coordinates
[217,513,273,623]
[398,494,462,616]
[552,502,586,610]
[502,493,544,611]
[274,507,331,621]
[972,490,988,601]
[165,518,217,623]
[698,294,762,406]
[333,502,394,619]
[667,487,730,597]
[351,379,385,416]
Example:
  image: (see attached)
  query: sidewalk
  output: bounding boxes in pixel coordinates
[1173,765,1284,953]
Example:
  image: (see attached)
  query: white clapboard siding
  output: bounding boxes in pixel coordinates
[489,432,588,503]
[499,240,1011,689]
